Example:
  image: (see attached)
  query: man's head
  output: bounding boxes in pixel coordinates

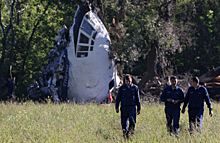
[191,77,199,88]
[164,76,170,82]
[125,74,132,86]
[170,76,177,87]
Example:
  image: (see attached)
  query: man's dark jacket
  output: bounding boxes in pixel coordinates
[115,83,141,111]
[182,85,212,111]
[160,86,184,109]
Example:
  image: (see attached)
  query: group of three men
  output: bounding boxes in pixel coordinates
[115,74,213,138]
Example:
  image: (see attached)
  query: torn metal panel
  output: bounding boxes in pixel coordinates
[28,25,69,102]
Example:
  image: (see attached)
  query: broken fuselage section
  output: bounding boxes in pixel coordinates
[28,1,119,103]
[66,2,119,102]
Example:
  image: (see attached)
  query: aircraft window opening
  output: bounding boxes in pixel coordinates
[78,46,89,51]
[93,13,102,24]
[89,20,96,26]
[91,40,94,45]
[82,19,94,36]
[85,14,90,19]
[92,31,97,39]
[90,47,93,51]
[77,52,88,58]
[109,79,114,90]
[79,33,89,43]
[90,13,99,24]
[89,14,100,31]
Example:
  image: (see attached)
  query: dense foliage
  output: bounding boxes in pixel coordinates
[1,0,220,98]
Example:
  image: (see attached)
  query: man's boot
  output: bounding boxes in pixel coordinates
[123,129,127,139]
[129,126,134,136]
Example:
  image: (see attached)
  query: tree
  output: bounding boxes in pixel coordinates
[0,0,79,98]
[167,0,220,76]
[94,0,192,89]
[111,0,181,89]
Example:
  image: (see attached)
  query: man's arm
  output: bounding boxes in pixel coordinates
[135,86,141,114]
[160,88,172,102]
[173,89,185,104]
[160,88,167,102]
[178,89,185,103]
[115,87,122,113]
[203,88,212,114]
[181,88,190,113]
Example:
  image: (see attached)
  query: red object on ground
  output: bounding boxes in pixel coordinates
[108,92,113,102]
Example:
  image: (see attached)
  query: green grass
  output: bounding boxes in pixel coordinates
[0,101,219,143]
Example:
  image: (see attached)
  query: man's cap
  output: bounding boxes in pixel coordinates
[170,76,177,80]
[125,74,132,80]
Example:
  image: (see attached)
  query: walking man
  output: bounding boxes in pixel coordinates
[115,74,141,138]
[160,76,184,137]
[181,77,213,133]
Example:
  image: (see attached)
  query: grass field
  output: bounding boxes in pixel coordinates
[0,100,219,143]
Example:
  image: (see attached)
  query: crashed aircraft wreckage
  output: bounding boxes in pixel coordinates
[28,1,119,102]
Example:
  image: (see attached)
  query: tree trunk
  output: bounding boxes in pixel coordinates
[21,4,49,75]
[199,66,220,83]
[96,0,108,30]
[6,2,15,76]
[0,4,13,71]
[138,40,158,89]
[0,1,15,99]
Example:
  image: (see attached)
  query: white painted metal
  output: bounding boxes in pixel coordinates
[67,11,119,102]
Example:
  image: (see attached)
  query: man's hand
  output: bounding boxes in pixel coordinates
[167,98,172,102]
[181,108,185,114]
[173,100,179,104]
[116,108,119,113]
[210,110,213,117]
[137,110,140,115]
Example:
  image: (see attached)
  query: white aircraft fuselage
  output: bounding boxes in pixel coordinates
[67,6,118,102]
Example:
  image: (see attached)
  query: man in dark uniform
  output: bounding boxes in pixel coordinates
[181,77,213,133]
[160,76,184,137]
[4,77,14,99]
[115,74,141,138]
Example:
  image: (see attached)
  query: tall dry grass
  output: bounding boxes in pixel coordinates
[0,100,219,142]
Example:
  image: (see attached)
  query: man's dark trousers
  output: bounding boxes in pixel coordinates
[188,108,204,132]
[165,107,180,134]
[121,106,136,132]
